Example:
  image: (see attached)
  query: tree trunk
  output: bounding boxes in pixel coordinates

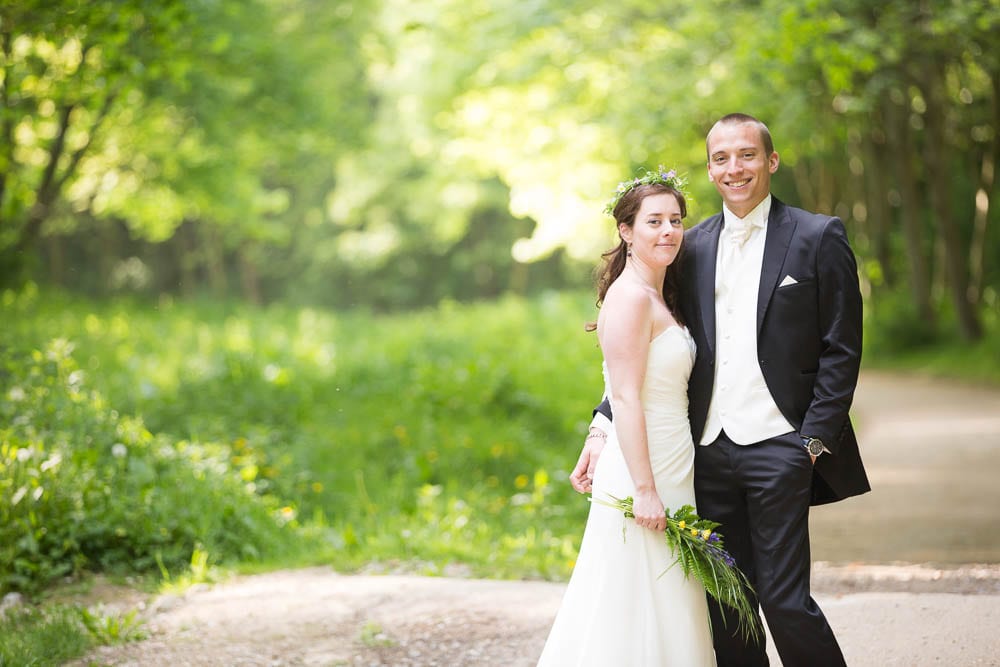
[920,63,982,340]
[0,28,14,230]
[791,162,819,213]
[863,113,894,287]
[886,89,935,325]
[203,226,228,298]
[816,160,837,215]
[239,242,262,305]
[969,70,999,305]
[176,221,198,297]
[47,233,65,287]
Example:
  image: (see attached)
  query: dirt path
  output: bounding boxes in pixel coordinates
[811,370,1000,563]
[70,371,1000,666]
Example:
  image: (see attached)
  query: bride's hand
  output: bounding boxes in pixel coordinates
[631,488,666,532]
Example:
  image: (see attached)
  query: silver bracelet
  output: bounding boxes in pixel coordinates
[586,429,607,440]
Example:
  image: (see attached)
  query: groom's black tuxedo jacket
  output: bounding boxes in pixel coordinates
[679,197,870,506]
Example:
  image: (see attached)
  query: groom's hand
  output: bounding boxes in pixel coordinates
[570,429,607,494]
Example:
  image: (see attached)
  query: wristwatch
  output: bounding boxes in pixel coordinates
[801,436,825,457]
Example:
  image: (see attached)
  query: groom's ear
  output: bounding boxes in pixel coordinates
[768,151,780,174]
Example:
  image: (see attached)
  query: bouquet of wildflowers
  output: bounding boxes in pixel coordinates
[594,493,763,641]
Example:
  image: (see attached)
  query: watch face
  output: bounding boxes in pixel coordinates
[807,439,824,456]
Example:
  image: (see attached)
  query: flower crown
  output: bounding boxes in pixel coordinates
[603,166,690,216]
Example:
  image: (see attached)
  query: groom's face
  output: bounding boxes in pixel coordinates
[706,122,779,218]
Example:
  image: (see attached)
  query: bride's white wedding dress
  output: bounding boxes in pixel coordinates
[537,326,716,666]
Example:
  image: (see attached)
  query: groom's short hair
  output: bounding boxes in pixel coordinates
[706,113,774,157]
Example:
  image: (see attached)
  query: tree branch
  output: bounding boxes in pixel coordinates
[15,41,102,253]
[14,101,75,253]
[53,85,118,195]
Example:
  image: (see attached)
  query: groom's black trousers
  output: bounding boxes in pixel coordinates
[694,431,846,667]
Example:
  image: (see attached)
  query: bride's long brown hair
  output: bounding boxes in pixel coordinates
[585,183,687,332]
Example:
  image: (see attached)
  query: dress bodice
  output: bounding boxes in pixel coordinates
[602,326,698,485]
[603,325,696,424]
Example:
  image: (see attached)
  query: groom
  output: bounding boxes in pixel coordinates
[574,113,870,666]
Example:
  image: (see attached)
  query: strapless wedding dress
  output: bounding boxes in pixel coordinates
[537,326,716,666]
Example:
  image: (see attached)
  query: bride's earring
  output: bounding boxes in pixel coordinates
[627,243,632,258]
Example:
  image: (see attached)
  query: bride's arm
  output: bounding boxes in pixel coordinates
[568,394,612,494]
[598,284,665,533]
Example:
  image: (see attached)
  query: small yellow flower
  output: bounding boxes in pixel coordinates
[678,521,686,529]
[514,474,529,489]
[691,528,700,537]
[702,530,712,541]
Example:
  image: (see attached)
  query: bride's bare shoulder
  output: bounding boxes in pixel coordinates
[604,275,649,304]
[599,277,653,333]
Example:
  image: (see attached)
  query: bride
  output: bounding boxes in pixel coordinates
[537,170,716,666]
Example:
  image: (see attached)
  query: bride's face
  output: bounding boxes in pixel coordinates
[620,193,684,268]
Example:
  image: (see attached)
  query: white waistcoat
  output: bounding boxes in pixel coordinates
[699,197,795,446]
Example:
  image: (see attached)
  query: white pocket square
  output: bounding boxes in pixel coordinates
[779,275,798,287]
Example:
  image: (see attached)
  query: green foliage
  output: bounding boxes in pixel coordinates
[159,544,223,593]
[0,292,301,595]
[2,287,606,585]
[77,606,146,645]
[0,604,93,667]
[864,287,1000,383]
[865,289,943,351]
[359,621,395,648]
[2,0,997,343]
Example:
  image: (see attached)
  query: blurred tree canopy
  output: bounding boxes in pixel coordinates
[1,0,998,339]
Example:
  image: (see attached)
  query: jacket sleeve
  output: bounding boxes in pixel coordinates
[594,396,612,422]
[800,217,863,452]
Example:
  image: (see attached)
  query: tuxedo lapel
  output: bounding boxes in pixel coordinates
[757,198,796,334]
[696,214,723,357]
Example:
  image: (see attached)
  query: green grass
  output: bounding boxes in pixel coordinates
[862,331,1000,386]
[0,605,94,667]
